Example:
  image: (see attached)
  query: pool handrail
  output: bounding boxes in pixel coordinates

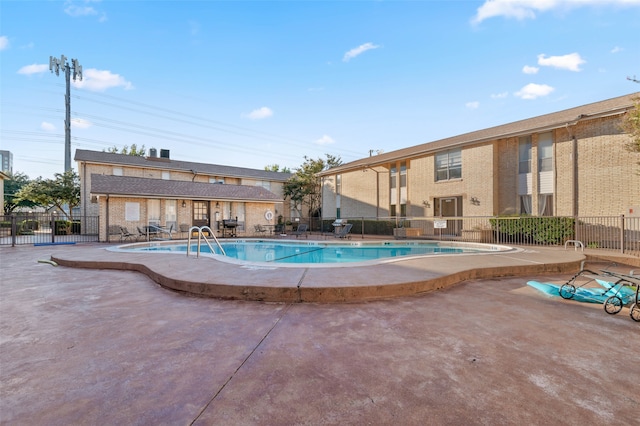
[187,226,226,257]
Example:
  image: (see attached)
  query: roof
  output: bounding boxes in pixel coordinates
[90,174,282,202]
[75,149,292,181]
[318,92,639,176]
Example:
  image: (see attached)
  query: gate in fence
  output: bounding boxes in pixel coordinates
[0,213,100,246]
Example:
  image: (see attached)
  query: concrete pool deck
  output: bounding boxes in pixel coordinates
[1,243,638,425]
[45,239,600,302]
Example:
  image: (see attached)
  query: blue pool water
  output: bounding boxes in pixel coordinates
[119,240,507,265]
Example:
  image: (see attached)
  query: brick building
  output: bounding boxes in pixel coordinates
[75,149,292,242]
[318,92,640,222]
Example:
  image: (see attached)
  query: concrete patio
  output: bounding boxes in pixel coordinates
[1,243,638,425]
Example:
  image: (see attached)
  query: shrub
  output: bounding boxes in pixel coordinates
[490,216,575,245]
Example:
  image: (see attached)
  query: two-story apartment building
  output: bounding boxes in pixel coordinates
[318,92,640,223]
[75,149,292,241]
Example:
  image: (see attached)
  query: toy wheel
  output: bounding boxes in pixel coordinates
[630,303,640,322]
[603,296,623,315]
[559,284,576,299]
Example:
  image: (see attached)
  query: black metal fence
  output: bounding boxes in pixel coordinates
[0,213,100,246]
[285,215,640,257]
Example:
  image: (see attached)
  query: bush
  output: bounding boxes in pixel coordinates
[490,216,575,245]
[54,220,71,235]
[21,220,39,231]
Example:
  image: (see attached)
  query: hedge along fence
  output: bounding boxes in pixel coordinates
[490,216,575,245]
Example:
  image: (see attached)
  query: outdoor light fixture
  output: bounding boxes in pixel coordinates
[215,202,220,209]
[471,197,480,206]
[182,201,186,208]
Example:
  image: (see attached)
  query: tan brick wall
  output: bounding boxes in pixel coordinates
[341,167,386,218]
[573,116,640,215]
[495,138,518,215]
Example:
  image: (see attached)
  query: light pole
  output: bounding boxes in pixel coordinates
[49,55,83,172]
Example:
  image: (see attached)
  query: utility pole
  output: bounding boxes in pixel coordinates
[49,55,83,172]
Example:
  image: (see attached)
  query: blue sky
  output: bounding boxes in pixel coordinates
[1,0,639,179]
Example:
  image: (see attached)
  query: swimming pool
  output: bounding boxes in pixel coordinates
[113,239,515,267]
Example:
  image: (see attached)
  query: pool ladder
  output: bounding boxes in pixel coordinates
[187,226,226,258]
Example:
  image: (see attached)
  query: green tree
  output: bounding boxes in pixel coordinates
[105,144,146,156]
[283,154,342,218]
[15,170,80,220]
[264,164,291,173]
[3,172,38,214]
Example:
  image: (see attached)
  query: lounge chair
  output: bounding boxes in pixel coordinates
[254,224,268,236]
[119,226,136,242]
[334,223,353,239]
[292,224,309,239]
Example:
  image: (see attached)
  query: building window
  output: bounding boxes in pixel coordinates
[520,195,532,215]
[148,199,161,225]
[435,149,461,181]
[390,165,397,216]
[113,167,123,176]
[161,171,170,180]
[256,180,271,190]
[538,134,553,172]
[209,177,225,184]
[165,200,177,230]
[538,194,553,216]
[518,136,531,174]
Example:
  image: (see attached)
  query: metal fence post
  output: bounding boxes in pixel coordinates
[51,214,55,244]
[11,215,16,247]
[620,214,625,254]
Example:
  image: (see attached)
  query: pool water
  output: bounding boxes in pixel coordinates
[121,240,509,265]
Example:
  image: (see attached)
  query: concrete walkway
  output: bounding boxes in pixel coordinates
[1,244,638,425]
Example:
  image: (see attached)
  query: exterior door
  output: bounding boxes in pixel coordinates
[192,201,209,228]
[437,196,462,236]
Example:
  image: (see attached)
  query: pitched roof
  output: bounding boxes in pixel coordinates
[318,92,639,176]
[75,149,292,181]
[90,174,282,202]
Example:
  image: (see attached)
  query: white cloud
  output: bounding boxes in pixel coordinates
[244,107,274,120]
[0,36,9,51]
[472,0,640,24]
[515,83,555,100]
[343,42,380,62]
[41,122,56,132]
[64,0,107,21]
[72,68,134,92]
[466,101,480,109]
[522,65,539,74]
[491,92,509,99]
[17,64,48,75]
[611,46,623,53]
[537,53,585,71]
[314,135,335,146]
[71,118,92,129]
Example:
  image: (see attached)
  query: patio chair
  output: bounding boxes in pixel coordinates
[334,223,353,239]
[292,224,309,239]
[119,226,136,242]
[137,226,151,240]
[254,224,268,236]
